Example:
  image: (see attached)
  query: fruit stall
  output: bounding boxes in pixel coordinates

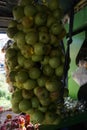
[0,0,87,130]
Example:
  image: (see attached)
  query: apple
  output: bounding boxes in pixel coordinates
[12,102,21,114]
[34,43,45,55]
[25,31,38,45]
[22,16,33,28]
[47,15,56,27]
[38,26,48,32]
[15,70,29,83]
[37,76,47,87]
[49,57,60,68]
[17,52,25,67]
[21,44,34,58]
[43,64,54,76]
[9,70,17,82]
[50,34,60,46]
[19,99,32,113]
[50,22,63,35]
[32,54,43,62]
[7,27,18,38]
[23,79,36,90]
[53,8,63,20]
[17,23,23,31]
[39,31,50,44]
[8,20,17,28]
[50,90,60,101]
[5,47,17,59]
[48,0,60,11]
[20,0,32,6]
[13,5,24,21]
[24,5,37,17]
[31,96,40,108]
[24,58,35,69]
[30,110,44,124]
[45,79,60,92]
[34,87,49,100]
[41,56,50,65]
[29,67,41,79]
[34,12,47,26]
[55,65,64,77]
[39,97,51,106]
[45,112,58,124]
[22,89,34,99]
[7,56,18,70]
[38,106,47,113]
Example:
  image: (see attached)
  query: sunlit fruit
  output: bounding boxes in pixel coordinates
[15,70,29,83]
[23,79,36,90]
[25,31,38,45]
[45,79,60,92]
[34,43,45,55]
[32,54,43,62]
[17,52,25,67]
[24,58,35,69]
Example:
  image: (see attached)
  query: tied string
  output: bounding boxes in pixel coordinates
[63,7,74,88]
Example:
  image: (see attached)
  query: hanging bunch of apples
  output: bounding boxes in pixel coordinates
[5,0,67,125]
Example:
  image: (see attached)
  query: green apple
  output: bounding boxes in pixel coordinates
[50,90,60,101]
[19,99,32,113]
[47,15,56,27]
[15,70,29,83]
[22,89,34,99]
[34,87,49,99]
[48,0,60,11]
[17,23,23,31]
[24,5,37,17]
[34,43,45,55]
[39,31,50,44]
[45,79,60,92]
[38,106,47,113]
[7,56,18,70]
[9,70,17,82]
[55,65,64,77]
[50,22,63,35]
[22,16,33,28]
[20,0,32,6]
[30,110,44,124]
[11,89,23,103]
[38,26,48,32]
[12,102,21,114]
[34,12,47,26]
[21,44,34,58]
[13,5,24,21]
[37,76,47,87]
[43,64,54,76]
[50,34,60,46]
[39,97,51,106]
[41,56,50,65]
[29,67,41,79]
[32,54,43,62]
[49,57,60,68]
[45,112,58,124]
[53,8,63,20]
[25,31,38,45]
[7,27,18,38]
[24,58,35,69]
[31,96,40,108]
[8,20,17,28]
[5,47,17,59]
[23,79,36,90]
[17,52,25,67]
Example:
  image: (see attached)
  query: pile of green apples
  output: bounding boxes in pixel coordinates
[6,0,67,125]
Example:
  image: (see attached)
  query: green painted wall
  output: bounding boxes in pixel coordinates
[64,6,87,99]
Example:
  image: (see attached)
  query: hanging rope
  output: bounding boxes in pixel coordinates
[63,7,74,88]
